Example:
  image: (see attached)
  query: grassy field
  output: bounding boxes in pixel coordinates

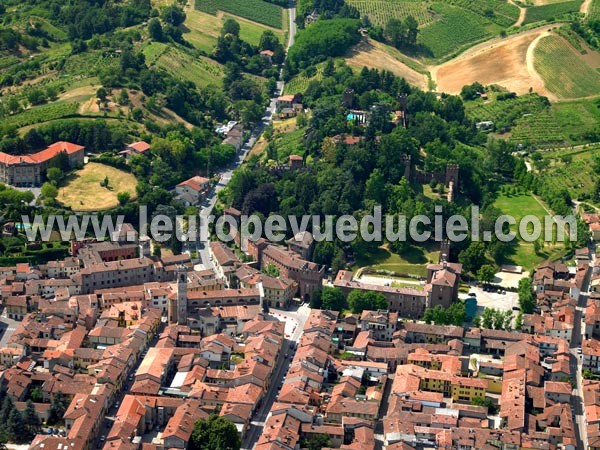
[143,43,223,87]
[534,34,600,99]
[195,0,285,29]
[523,0,582,24]
[418,3,502,59]
[184,8,285,53]
[59,163,138,212]
[353,244,439,278]
[493,192,568,269]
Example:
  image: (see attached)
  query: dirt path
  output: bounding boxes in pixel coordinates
[581,0,592,16]
[508,0,526,27]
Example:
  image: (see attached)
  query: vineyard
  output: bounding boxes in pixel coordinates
[418,3,501,58]
[437,0,520,27]
[534,34,600,98]
[538,146,600,200]
[589,0,600,20]
[508,111,568,147]
[284,65,324,94]
[149,46,223,87]
[523,0,582,24]
[345,0,436,27]
[465,94,550,132]
[1,102,79,130]
[195,0,284,29]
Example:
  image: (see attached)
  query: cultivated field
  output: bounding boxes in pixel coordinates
[434,27,552,96]
[58,163,138,212]
[346,39,429,90]
[345,0,436,27]
[523,0,582,24]
[533,34,600,98]
[195,0,285,29]
[143,43,223,87]
[539,145,600,200]
[418,3,502,59]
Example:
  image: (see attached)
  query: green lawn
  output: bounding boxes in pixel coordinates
[354,244,439,278]
[184,9,285,53]
[493,192,569,269]
[534,34,600,99]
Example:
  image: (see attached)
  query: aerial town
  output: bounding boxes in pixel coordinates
[1,0,600,448]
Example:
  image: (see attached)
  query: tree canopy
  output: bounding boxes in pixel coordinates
[189,415,241,450]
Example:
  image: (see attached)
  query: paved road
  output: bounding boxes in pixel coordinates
[0,308,19,347]
[194,4,298,275]
[572,246,594,450]
[241,303,310,450]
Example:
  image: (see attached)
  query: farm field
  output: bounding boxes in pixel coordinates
[345,39,429,90]
[590,0,600,19]
[195,0,285,29]
[434,27,550,96]
[493,193,568,269]
[58,163,138,212]
[465,94,550,131]
[438,0,520,27]
[0,102,79,132]
[417,3,502,60]
[533,34,600,98]
[184,8,285,53]
[284,64,325,95]
[345,0,436,27]
[539,145,600,201]
[143,43,223,87]
[523,0,582,24]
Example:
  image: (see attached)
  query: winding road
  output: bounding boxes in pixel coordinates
[193,4,298,270]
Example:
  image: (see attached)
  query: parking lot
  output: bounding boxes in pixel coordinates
[460,286,519,312]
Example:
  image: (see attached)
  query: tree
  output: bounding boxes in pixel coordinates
[472,396,498,414]
[189,414,241,450]
[6,408,24,442]
[222,18,241,37]
[302,434,331,450]
[477,264,496,285]
[117,191,131,206]
[263,263,280,278]
[96,87,108,102]
[30,386,43,403]
[148,18,164,41]
[47,392,68,425]
[23,400,41,440]
[161,5,186,26]
[310,288,323,309]
[321,287,347,311]
[347,290,388,314]
[518,277,535,314]
[41,182,58,202]
[458,242,487,273]
[46,167,63,186]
